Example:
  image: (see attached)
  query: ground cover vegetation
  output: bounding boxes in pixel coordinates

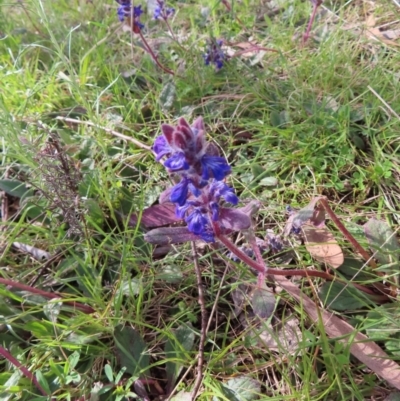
[1,0,400,399]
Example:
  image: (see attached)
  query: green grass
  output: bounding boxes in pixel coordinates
[1,0,400,399]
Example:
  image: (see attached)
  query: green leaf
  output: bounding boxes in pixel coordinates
[116,278,141,297]
[156,265,183,283]
[159,81,176,111]
[258,177,278,187]
[0,180,32,198]
[35,370,51,395]
[114,325,149,376]
[104,364,114,382]
[337,257,376,281]
[364,218,400,273]
[250,164,264,179]
[165,324,195,392]
[270,111,281,127]
[68,351,80,370]
[225,376,261,401]
[319,281,376,311]
[251,284,275,320]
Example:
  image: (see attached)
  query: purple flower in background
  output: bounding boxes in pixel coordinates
[152,117,238,242]
[204,39,225,70]
[115,1,144,32]
[153,0,175,20]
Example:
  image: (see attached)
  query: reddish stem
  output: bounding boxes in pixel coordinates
[0,278,95,314]
[303,1,321,44]
[137,30,175,75]
[318,198,377,269]
[0,346,52,398]
[217,234,387,299]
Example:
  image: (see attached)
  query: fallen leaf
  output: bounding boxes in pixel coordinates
[366,27,400,47]
[258,316,302,354]
[303,224,344,268]
[365,14,376,28]
[275,276,400,390]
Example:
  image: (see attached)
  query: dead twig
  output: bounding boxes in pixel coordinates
[55,116,151,151]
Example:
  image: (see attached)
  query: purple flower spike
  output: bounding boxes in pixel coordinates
[152,135,171,161]
[204,39,226,70]
[153,0,175,20]
[186,208,215,242]
[152,116,239,241]
[115,1,144,32]
[209,181,239,205]
[164,152,189,172]
[201,156,231,181]
[170,178,190,206]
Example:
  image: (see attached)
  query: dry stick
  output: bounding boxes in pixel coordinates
[368,86,400,120]
[55,117,151,151]
[217,235,388,300]
[191,242,207,400]
[0,278,95,314]
[230,45,279,57]
[0,346,52,398]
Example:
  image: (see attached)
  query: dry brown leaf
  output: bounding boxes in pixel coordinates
[275,276,400,390]
[303,224,344,268]
[382,29,400,40]
[365,14,376,28]
[366,27,400,47]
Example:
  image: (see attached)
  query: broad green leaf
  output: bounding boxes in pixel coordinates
[364,218,400,273]
[270,111,281,127]
[159,81,176,111]
[0,179,32,198]
[250,164,264,179]
[104,364,114,382]
[116,278,141,297]
[225,376,261,401]
[258,177,278,187]
[251,283,275,320]
[319,281,376,311]
[67,351,80,370]
[35,370,51,394]
[156,265,183,283]
[337,257,375,281]
[165,324,195,392]
[114,325,149,376]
